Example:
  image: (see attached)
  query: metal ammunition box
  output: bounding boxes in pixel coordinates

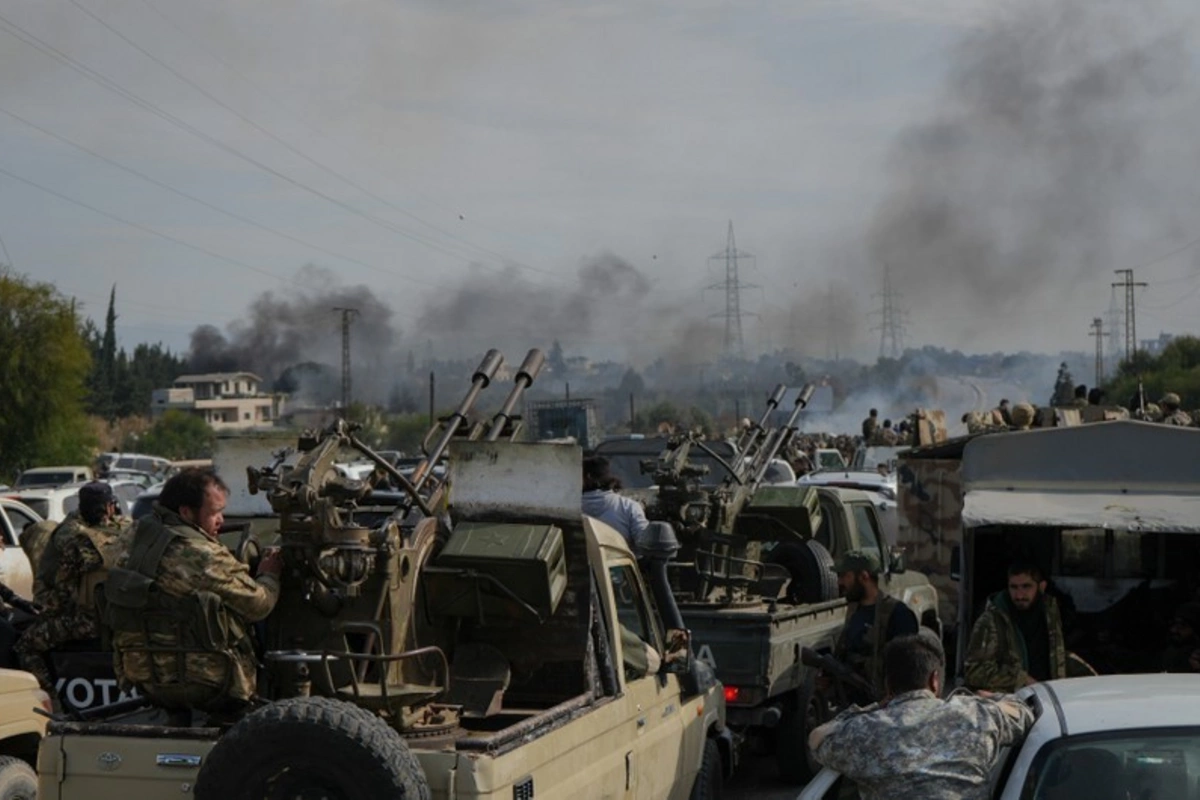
[427,522,568,620]
[734,484,822,541]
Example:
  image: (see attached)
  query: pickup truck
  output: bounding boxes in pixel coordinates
[595,417,941,785]
[35,433,728,800]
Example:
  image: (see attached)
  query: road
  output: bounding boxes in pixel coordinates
[726,754,807,800]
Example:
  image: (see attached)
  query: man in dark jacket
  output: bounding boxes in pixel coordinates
[963,562,1066,692]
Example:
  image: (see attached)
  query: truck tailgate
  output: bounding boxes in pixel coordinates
[38,725,217,800]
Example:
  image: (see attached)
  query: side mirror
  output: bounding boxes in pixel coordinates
[950,545,962,581]
[661,628,692,675]
[888,546,907,574]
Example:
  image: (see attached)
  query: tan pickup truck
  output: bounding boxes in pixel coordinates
[0,668,51,799]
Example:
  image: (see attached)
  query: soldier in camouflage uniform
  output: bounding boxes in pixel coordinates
[105,469,282,713]
[15,482,131,692]
[963,562,1066,693]
[1159,393,1193,426]
[811,632,1033,800]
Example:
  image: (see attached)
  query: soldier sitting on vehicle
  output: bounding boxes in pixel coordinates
[1159,393,1193,427]
[827,550,918,703]
[963,562,1068,693]
[102,468,282,717]
[16,481,130,693]
[862,409,879,441]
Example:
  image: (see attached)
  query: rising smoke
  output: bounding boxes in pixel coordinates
[186,265,400,404]
[869,0,1198,351]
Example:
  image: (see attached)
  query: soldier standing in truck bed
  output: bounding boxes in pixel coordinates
[16,482,130,692]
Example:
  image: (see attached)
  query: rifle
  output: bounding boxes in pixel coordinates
[801,646,879,708]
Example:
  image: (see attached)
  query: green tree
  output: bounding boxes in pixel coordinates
[0,271,95,479]
[134,410,215,460]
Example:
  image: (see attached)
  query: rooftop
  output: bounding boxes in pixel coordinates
[174,372,262,384]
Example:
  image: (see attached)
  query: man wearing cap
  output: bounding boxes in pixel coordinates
[16,481,131,692]
[1160,393,1192,426]
[1162,601,1200,673]
[830,549,918,702]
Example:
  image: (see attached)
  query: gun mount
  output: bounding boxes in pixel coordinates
[636,384,819,605]
[247,349,546,734]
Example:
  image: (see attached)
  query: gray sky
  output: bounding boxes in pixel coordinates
[2,0,1198,365]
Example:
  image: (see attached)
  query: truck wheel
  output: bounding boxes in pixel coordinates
[689,737,723,800]
[195,697,430,800]
[766,540,838,604]
[0,756,36,800]
[775,686,825,785]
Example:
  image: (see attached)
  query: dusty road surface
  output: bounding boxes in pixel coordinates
[726,754,807,800]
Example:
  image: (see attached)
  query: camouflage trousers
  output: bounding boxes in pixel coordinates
[15,612,98,692]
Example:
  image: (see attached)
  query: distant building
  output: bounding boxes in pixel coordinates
[152,372,283,430]
[1140,333,1175,357]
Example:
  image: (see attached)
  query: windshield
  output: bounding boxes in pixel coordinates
[593,438,738,490]
[16,472,72,487]
[1023,729,1200,800]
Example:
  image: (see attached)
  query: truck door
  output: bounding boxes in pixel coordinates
[608,561,689,800]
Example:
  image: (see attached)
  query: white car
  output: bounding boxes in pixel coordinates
[0,498,42,598]
[800,673,1200,800]
[9,484,85,523]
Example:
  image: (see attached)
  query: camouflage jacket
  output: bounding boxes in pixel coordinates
[963,592,1066,693]
[40,515,131,616]
[112,505,280,703]
[1163,410,1193,426]
[811,689,1034,800]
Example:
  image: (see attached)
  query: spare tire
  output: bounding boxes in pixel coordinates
[195,697,430,800]
[764,540,838,604]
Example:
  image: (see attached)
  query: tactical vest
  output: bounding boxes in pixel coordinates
[838,594,900,694]
[75,524,128,612]
[101,524,248,709]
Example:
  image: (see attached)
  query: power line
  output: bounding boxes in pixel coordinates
[1112,269,1148,362]
[0,103,439,288]
[0,13,499,280]
[871,262,907,359]
[704,221,757,357]
[0,163,285,281]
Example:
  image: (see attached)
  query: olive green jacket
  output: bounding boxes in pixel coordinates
[964,592,1066,693]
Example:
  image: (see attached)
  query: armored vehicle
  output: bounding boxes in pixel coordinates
[594,384,940,784]
[36,350,726,800]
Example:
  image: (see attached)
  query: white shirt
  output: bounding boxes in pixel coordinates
[581,490,650,550]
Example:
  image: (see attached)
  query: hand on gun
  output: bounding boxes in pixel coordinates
[257,547,284,579]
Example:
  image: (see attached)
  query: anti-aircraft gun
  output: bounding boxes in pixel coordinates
[641,383,822,605]
[36,346,729,800]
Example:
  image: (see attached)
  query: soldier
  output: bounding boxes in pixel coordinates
[1070,384,1089,407]
[878,420,899,445]
[1159,393,1193,426]
[1010,402,1036,430]
[862,409,879,441]
[963,562,1066,693]
[15,481,129,692]
[581,456,649,551]
[830,550,918,701]
[810,633,1034,800]
[1162,601,1200,673]
[104,468,282,716]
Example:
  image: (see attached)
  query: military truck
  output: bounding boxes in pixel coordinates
[36,350,727,800]
[0,668,51,797]
[593,384,941,785]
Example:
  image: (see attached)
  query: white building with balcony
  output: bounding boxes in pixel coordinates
[151,372,282,430]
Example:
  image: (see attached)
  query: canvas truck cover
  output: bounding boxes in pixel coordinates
[960,420,1200,532]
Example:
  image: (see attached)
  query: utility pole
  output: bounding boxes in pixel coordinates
[1089,317,1106,386]
[1111,269,1147,363]
[872,262,907,359]
[333,307,358,413]
[705,221,757,357]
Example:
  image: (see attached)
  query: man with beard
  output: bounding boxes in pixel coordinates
[964,562,1067,693]
[831,550,918,701]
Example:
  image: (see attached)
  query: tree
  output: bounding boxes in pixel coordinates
[0,271,95,479]
[133,410,215,460]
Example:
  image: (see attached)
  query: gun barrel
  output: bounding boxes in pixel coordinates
[486,348,545,442]
[734,383,787,460]
[750,383,815,487]
[415,349,505,493]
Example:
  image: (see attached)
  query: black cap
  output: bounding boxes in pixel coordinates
[79,481,116,505]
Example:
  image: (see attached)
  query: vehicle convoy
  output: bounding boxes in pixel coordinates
[800,673,1200,800]
[36,349,727,800]
[593,384,941,784]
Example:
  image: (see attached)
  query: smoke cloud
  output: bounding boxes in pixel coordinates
[869,0,1198,349]
[186,265,401,404]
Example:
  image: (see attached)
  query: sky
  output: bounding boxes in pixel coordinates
[2,0,1199,366]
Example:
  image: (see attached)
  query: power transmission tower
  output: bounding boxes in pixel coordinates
[1105,289,1123,378]
[871,262,907,359]
[1111,269,1147,363]
[1089,317,1106,386]
[333,307,359,413]
[825,283,838,361]
[705,221,757,357]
